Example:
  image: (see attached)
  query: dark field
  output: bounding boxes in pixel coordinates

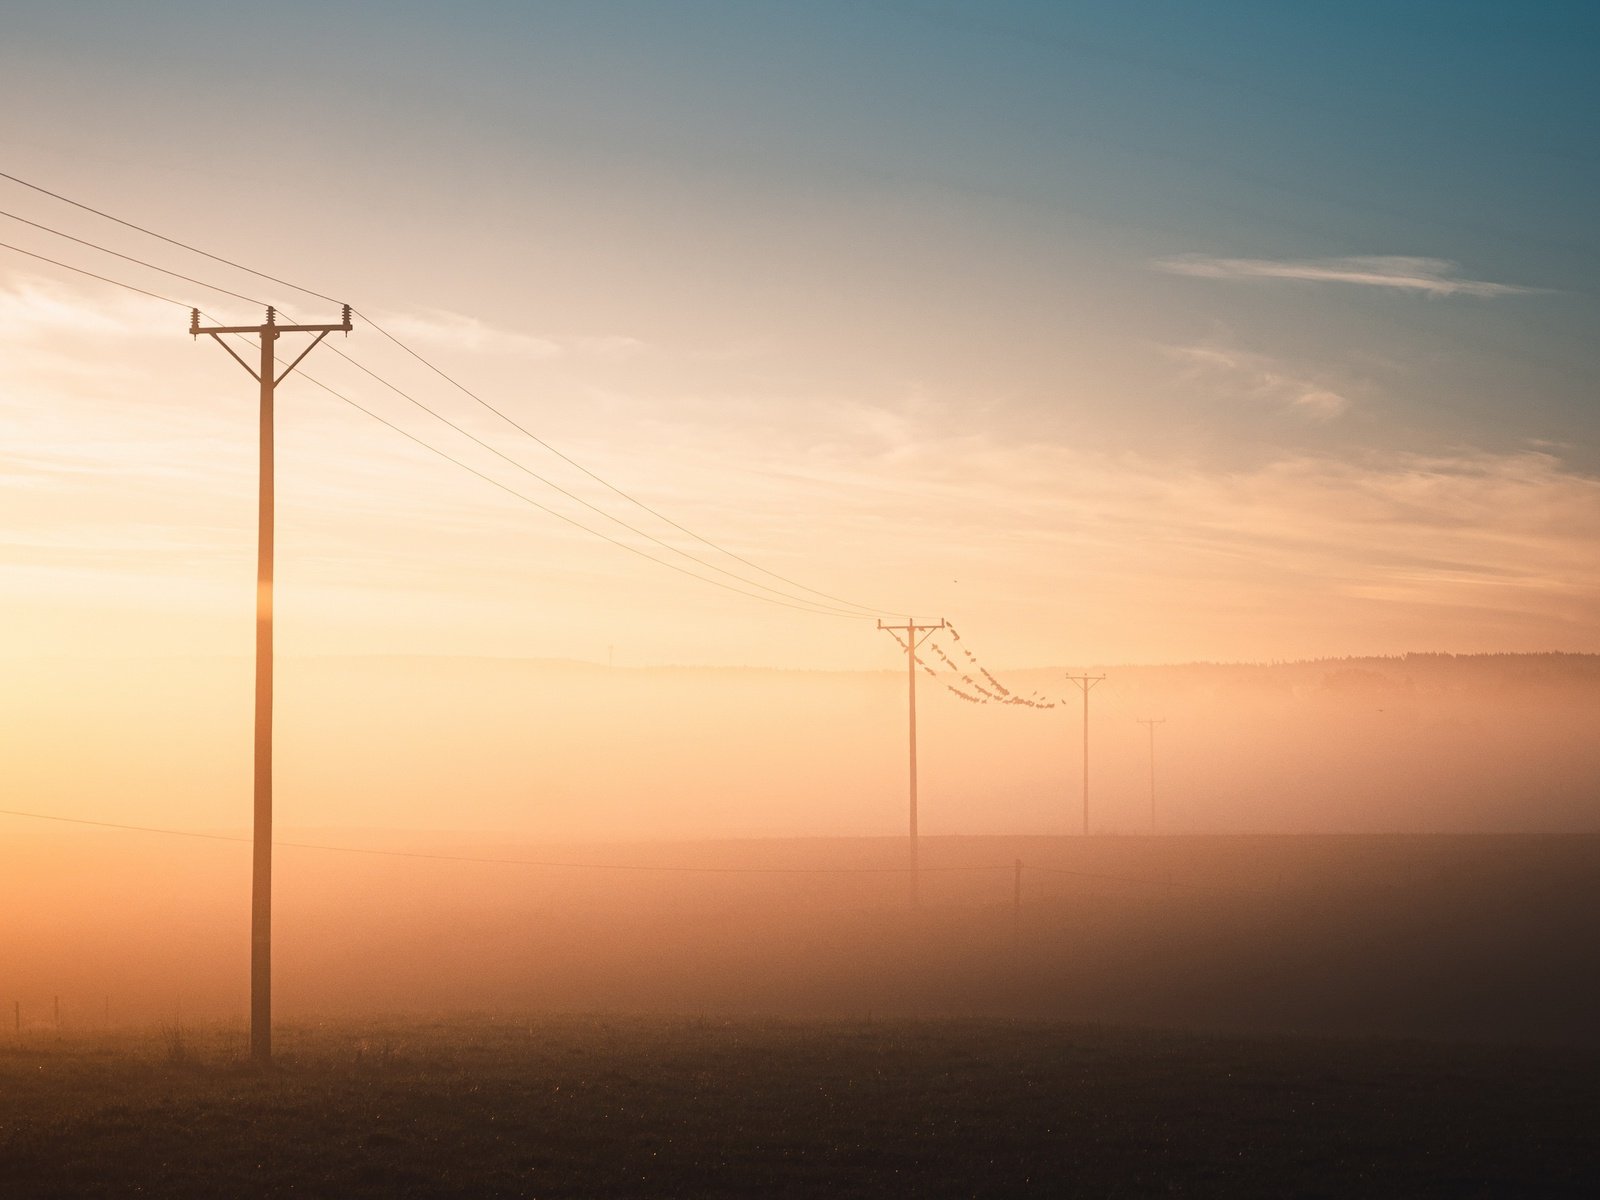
[7,835,1598,1195]
[3,1016,1596,1198]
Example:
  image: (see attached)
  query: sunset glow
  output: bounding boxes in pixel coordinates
[3,5,1598,1193]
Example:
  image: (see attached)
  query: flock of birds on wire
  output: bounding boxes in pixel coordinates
[921,625,1059,709]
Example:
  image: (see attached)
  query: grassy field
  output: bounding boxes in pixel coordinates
[4,1016,1597,1197]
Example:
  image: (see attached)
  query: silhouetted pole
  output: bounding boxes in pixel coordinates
[878,617,947,907]
[1065,673,1105,834]
[191,304,352,1064]
[1137,718,1165,833]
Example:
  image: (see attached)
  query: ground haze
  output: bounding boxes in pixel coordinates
[6,832,1596,1047]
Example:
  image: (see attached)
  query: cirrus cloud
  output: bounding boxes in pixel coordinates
[1165,342,1351,421]
[1152,254,1537,298]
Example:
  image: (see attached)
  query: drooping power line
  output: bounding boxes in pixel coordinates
[0,170,897,617]
[0,207,882,618]
[0,241,874,618]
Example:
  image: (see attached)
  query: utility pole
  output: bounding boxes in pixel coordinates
[191,304,352,1065]
[878,617,947,907]
[1137,718,1165,833]
[1064,673,1105,835]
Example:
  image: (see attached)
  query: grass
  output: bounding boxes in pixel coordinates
[3,1015,1597,1197]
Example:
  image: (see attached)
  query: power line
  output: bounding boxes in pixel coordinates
[0,241,871,618]
[920,623,1060,709]
[0,169,344,304]
[354,310,893,617]
[292,367,874,618]
[0,238,190,308]
[0,169,897,616]
[209,337,867,621]
[0,207,265,306]
[318,339,878,617]
[0,210,880,618]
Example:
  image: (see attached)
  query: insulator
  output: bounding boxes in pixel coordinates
[265,306,276,325]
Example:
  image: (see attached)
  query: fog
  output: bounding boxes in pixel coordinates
[5,830,1597,1045]
[6,652,1600,838]
[3,653,1598,1043]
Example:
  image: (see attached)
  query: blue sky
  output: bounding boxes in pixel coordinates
[1,1,1597,667]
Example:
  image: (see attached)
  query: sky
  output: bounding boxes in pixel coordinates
[2,0,1598,672]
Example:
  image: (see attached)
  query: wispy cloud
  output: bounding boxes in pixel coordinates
[1152,255,1536,298]
[621,393,1600,657]
[377,308,645,358]
[1166,342,1351,421]
[0,276,182,392]
[0,275,174,336]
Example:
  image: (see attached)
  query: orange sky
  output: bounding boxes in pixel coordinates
[1,9,1597,677]
[2,272,1595,672]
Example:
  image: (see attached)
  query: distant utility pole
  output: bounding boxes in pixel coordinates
[1137,718,1166,833]
[191,304,352,1065]
[1064,673,1105,835]
[878,617,947,907]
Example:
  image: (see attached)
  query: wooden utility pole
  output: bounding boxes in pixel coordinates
[1064,673,1105,835]
[877,617,947,907]
[1137,717,1165,833]
[191,304,352,1064]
